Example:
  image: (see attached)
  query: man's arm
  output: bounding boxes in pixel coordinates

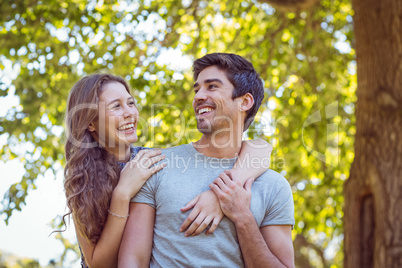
[210,172,295,268]
[235,216,294,267]
[180,139,272,236]
[118,203,155,267]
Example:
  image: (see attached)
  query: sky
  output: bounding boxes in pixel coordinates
[0,159,79,267]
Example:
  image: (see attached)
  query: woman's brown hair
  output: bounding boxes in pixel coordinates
[63,74,131,244]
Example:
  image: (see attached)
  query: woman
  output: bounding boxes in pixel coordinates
[63,74,272,267]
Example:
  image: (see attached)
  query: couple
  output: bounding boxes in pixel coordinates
[64,53,295,267]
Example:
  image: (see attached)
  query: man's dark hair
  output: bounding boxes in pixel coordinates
[193,53,264,131]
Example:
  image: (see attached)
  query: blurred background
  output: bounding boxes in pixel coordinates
[0,0,365,267]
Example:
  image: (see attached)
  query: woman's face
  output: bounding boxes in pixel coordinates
[89,82,139,149]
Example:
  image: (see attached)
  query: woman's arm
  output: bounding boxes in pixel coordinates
[75,190,132,268]
[119,203,155,267]
[230,138,272,184]
[77,150,165,268]
[180,138,272,236]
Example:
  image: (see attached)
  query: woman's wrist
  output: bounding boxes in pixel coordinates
[112,186,132,202]
[226,169,244,183]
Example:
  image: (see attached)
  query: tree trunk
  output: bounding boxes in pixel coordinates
[344,0,402,267]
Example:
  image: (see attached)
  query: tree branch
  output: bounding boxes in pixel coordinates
[258,0,320,11]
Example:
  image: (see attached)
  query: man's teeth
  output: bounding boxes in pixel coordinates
[198,107,214,114]
[118,123,134,131]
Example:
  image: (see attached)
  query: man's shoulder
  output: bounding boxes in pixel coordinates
[257,169,291,189]
[259,169,283,180]
[161,144,191,156]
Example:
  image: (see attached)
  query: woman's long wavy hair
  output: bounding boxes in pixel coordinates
[63,74,131,244]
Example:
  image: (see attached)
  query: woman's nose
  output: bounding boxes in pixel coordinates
[123,105,137,119]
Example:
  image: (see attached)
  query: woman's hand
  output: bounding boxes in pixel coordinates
[115,149,166,199]
[180,186,224,237]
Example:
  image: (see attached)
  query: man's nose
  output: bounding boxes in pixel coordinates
[194,88,207,102]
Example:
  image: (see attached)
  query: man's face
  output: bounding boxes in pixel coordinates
[192,66,242,134]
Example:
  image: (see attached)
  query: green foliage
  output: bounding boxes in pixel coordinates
[0,0,355,266]
[0,249,40,268]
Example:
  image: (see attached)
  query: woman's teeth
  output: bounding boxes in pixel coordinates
[118,123,134,131]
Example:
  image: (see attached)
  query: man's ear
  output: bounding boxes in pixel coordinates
[88,122,96,132]
[239,93,254,112]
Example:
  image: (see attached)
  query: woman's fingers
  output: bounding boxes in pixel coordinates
[131,149,149,160]
[180,194,199,213]
[205,216,222,235]
[150,163,166,175]
[180,208,200,235]
[129,149,165,169]
[184,213,207,237]
[143,149,162,157]
[131,149,160,162]
[191,215,213,236]
[150,154,166,165]
[140,154,166,169]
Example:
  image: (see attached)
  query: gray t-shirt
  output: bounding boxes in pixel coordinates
[132,143,294,267]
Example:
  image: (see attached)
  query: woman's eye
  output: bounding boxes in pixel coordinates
[112,104,120,109]
[129,101,135,105]
[209,84,217,89]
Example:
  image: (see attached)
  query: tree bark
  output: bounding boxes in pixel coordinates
[344,0,402,267]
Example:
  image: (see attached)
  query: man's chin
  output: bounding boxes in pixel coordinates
[197,129,211,135]
[196,123,213,134]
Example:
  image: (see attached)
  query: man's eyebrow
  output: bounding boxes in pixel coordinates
[193,78,223,88]
[205,78,223,84]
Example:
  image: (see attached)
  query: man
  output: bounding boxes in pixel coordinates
[119,53,295,267]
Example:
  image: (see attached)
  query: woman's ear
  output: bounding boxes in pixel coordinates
[88,122,96,132]
[240,93,254,112]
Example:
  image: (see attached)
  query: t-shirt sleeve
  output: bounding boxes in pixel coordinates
[129,146,159,208]
[130,173,157,208]
[261,175,295,227]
